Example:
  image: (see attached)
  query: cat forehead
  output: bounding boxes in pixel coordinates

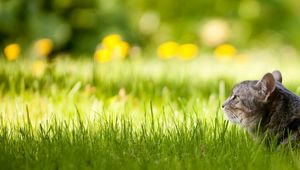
[232,80,257,94]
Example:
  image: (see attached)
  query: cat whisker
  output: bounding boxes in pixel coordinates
[224,110,241,124]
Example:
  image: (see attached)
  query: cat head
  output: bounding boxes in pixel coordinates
[222,70,282,128]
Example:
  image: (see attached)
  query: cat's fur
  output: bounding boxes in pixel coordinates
[222,71,300,145]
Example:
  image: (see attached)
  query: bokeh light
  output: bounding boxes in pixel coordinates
[199,19,230,46]
[139,11,160,35]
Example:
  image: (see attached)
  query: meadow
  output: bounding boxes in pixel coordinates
[1,53,300,170]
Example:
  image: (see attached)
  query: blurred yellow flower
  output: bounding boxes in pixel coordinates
[178,44,199,60]
[102,34,122,49]
[94,48,112,63]
[95,34,130,62]
[34,38,53,57]
[32,61,46,77]
[114,41,129,59]
[4,43,21,61]
[157,41,179,59]
[214,44,237,59]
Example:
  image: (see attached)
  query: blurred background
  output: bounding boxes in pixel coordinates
[0,0,300,56]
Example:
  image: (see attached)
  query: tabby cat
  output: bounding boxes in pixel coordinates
[222,71,300,145]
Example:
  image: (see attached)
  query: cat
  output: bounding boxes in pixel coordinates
[222,70,300,145]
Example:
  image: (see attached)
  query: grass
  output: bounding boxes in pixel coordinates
[1,54,300,169]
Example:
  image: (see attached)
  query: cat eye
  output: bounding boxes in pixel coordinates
[230,95,238,100]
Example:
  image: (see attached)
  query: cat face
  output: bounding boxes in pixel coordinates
[222,71,282,128]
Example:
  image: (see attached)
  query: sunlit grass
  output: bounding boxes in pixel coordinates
[0,54,300,169]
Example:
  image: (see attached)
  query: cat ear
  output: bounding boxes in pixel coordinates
[272,70,282,83]
[255,73,276,100]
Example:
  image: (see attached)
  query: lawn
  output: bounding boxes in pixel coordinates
[1,54,300,169]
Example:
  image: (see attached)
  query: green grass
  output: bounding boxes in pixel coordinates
[1,55,300,169]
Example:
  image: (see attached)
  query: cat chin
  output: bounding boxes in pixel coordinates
[227,118,241,124]
[224,113,241,124]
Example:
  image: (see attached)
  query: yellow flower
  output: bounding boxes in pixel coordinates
[4,43,21,61]
[102,34,122,49]
[34,38,53,57]
[157,41,179,59]
[96,34,130,61]
[113,41,129,59]
[32,61,46,77]
[94,48,112,63]
[178,44,199,60]
[214,44,237,59]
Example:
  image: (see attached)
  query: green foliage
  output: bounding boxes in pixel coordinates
[1,0,300,53]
